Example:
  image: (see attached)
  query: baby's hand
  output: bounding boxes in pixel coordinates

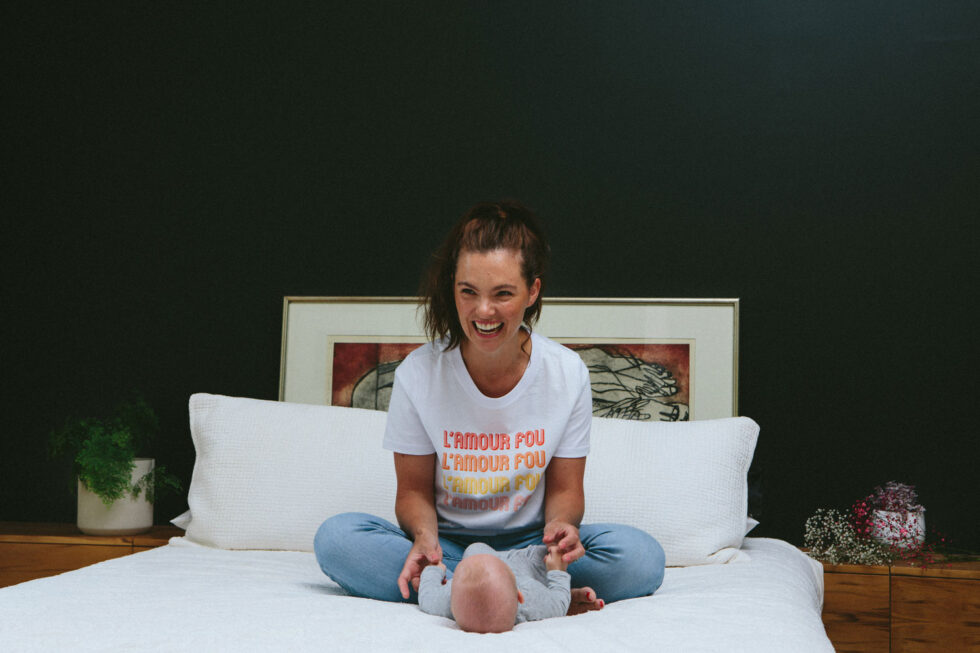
[545,545,567,572]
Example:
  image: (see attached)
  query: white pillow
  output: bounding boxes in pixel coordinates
[181,393,397,550]
[180,393,758,565]
[582,416,759,566]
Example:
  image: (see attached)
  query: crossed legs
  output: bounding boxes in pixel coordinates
[314,512,665,608]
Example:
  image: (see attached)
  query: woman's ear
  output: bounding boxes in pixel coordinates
[527,278,541,307]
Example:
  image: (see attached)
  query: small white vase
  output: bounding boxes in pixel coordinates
[77,458,154,536]
[871,509,925,551]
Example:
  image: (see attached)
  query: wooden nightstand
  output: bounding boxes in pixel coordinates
[0,522,184,588]
[820,556,980,652]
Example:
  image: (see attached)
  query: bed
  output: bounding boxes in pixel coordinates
[0,298,833,651]
[0,536,828,652]
[0,393,832,651]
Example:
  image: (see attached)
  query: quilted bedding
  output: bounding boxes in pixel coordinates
[0,536,831,652]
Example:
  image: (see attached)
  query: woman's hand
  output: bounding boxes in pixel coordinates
[397,533,443,599]
[542,519,585,564]
[393,452,441,599]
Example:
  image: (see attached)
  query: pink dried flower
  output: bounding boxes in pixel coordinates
[849,495,876,539]
[870,481,923,513]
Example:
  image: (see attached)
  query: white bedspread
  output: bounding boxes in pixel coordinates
[0,537,831,652]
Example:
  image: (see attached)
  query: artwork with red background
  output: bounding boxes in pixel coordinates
[331,340,691,421]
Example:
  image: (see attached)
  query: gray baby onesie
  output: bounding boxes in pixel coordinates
[418,542,571,624]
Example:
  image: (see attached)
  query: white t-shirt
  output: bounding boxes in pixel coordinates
[383,331,591,535]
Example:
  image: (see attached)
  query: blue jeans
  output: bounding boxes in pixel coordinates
[314,512,665,604]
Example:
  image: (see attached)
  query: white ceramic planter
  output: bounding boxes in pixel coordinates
[77,457,154,536]
[871,509,925,551]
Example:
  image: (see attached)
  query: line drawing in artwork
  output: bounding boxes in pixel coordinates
[350,359,400,411]
[573,346,690,422]
[333,340,691,422]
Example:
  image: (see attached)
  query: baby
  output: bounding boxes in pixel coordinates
[418,542,571,633]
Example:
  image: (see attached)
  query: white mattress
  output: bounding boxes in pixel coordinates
[0,537,831,652]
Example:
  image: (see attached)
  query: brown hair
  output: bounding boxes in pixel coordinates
[420,200,549,350]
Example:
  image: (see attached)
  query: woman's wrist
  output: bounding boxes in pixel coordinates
[545,516,580,529]
[410,526,437,543]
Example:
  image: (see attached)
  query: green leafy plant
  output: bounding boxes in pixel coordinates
[49,396,182,506]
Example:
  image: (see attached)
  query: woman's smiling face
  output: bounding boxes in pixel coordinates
[454,248,540,358]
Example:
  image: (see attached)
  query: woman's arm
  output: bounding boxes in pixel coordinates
[394,452,442,598]
[542,456,586,563]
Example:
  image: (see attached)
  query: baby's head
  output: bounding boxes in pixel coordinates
[450,554,523,633]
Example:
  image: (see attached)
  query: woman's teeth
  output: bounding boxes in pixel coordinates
[474,321,503,334]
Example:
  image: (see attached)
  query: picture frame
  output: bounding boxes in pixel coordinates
[279,297,739,420]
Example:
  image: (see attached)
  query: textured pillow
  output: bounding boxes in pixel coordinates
[181,393,397,550]
[582,416,759,566]
[181,393,758,564]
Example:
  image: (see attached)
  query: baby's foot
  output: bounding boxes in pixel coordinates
[567,587,604,615]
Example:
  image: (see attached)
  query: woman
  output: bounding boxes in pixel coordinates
[315,200,664,613]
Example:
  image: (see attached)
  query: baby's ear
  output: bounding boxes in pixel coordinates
[517,589,525,604]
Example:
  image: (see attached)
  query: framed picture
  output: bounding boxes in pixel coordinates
[279,297,739,420]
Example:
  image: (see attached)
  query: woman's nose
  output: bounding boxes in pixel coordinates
[476,298,494,317]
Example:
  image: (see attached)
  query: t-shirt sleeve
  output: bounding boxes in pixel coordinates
[383,360,435,455]
[552,359,591,458]
[417,566,453,618]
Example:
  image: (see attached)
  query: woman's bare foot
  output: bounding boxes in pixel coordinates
[567,587,605,615]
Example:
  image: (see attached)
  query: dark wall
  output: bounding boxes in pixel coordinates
[3,3,978,550]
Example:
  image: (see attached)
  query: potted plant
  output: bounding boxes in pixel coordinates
[49,396,183,535]
[866,481,925,551]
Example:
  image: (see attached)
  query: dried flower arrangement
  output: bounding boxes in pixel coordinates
[804,481,947,567]
[869,481,923,514]
[804,508,892,566]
